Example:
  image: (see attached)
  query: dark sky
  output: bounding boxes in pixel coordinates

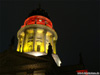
[0,0,99,72]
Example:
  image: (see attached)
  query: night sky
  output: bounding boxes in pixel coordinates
[0,0,99,72]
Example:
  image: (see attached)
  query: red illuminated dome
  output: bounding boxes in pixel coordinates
[21,8,53,29]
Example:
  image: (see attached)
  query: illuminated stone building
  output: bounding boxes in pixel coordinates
[0,7,87,75]
[16,7,61,67]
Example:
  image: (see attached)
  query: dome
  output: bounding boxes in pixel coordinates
[21,7,53,29]
[28,8,50,19]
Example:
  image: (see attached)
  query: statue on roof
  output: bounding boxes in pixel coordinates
[47,43,53,55]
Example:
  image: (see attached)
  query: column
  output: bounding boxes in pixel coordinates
[22,30,26,52]
[49,35,53,53]
[17,36,20,52]
[33,28,37,51]
[20,35,23,52]
[53,40,56,54]
[43,30,47,53]
[19,36,22,52]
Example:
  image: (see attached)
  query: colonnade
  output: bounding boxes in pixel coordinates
[17,28,57,54]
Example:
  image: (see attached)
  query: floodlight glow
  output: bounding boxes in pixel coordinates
[26,52,46,57]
